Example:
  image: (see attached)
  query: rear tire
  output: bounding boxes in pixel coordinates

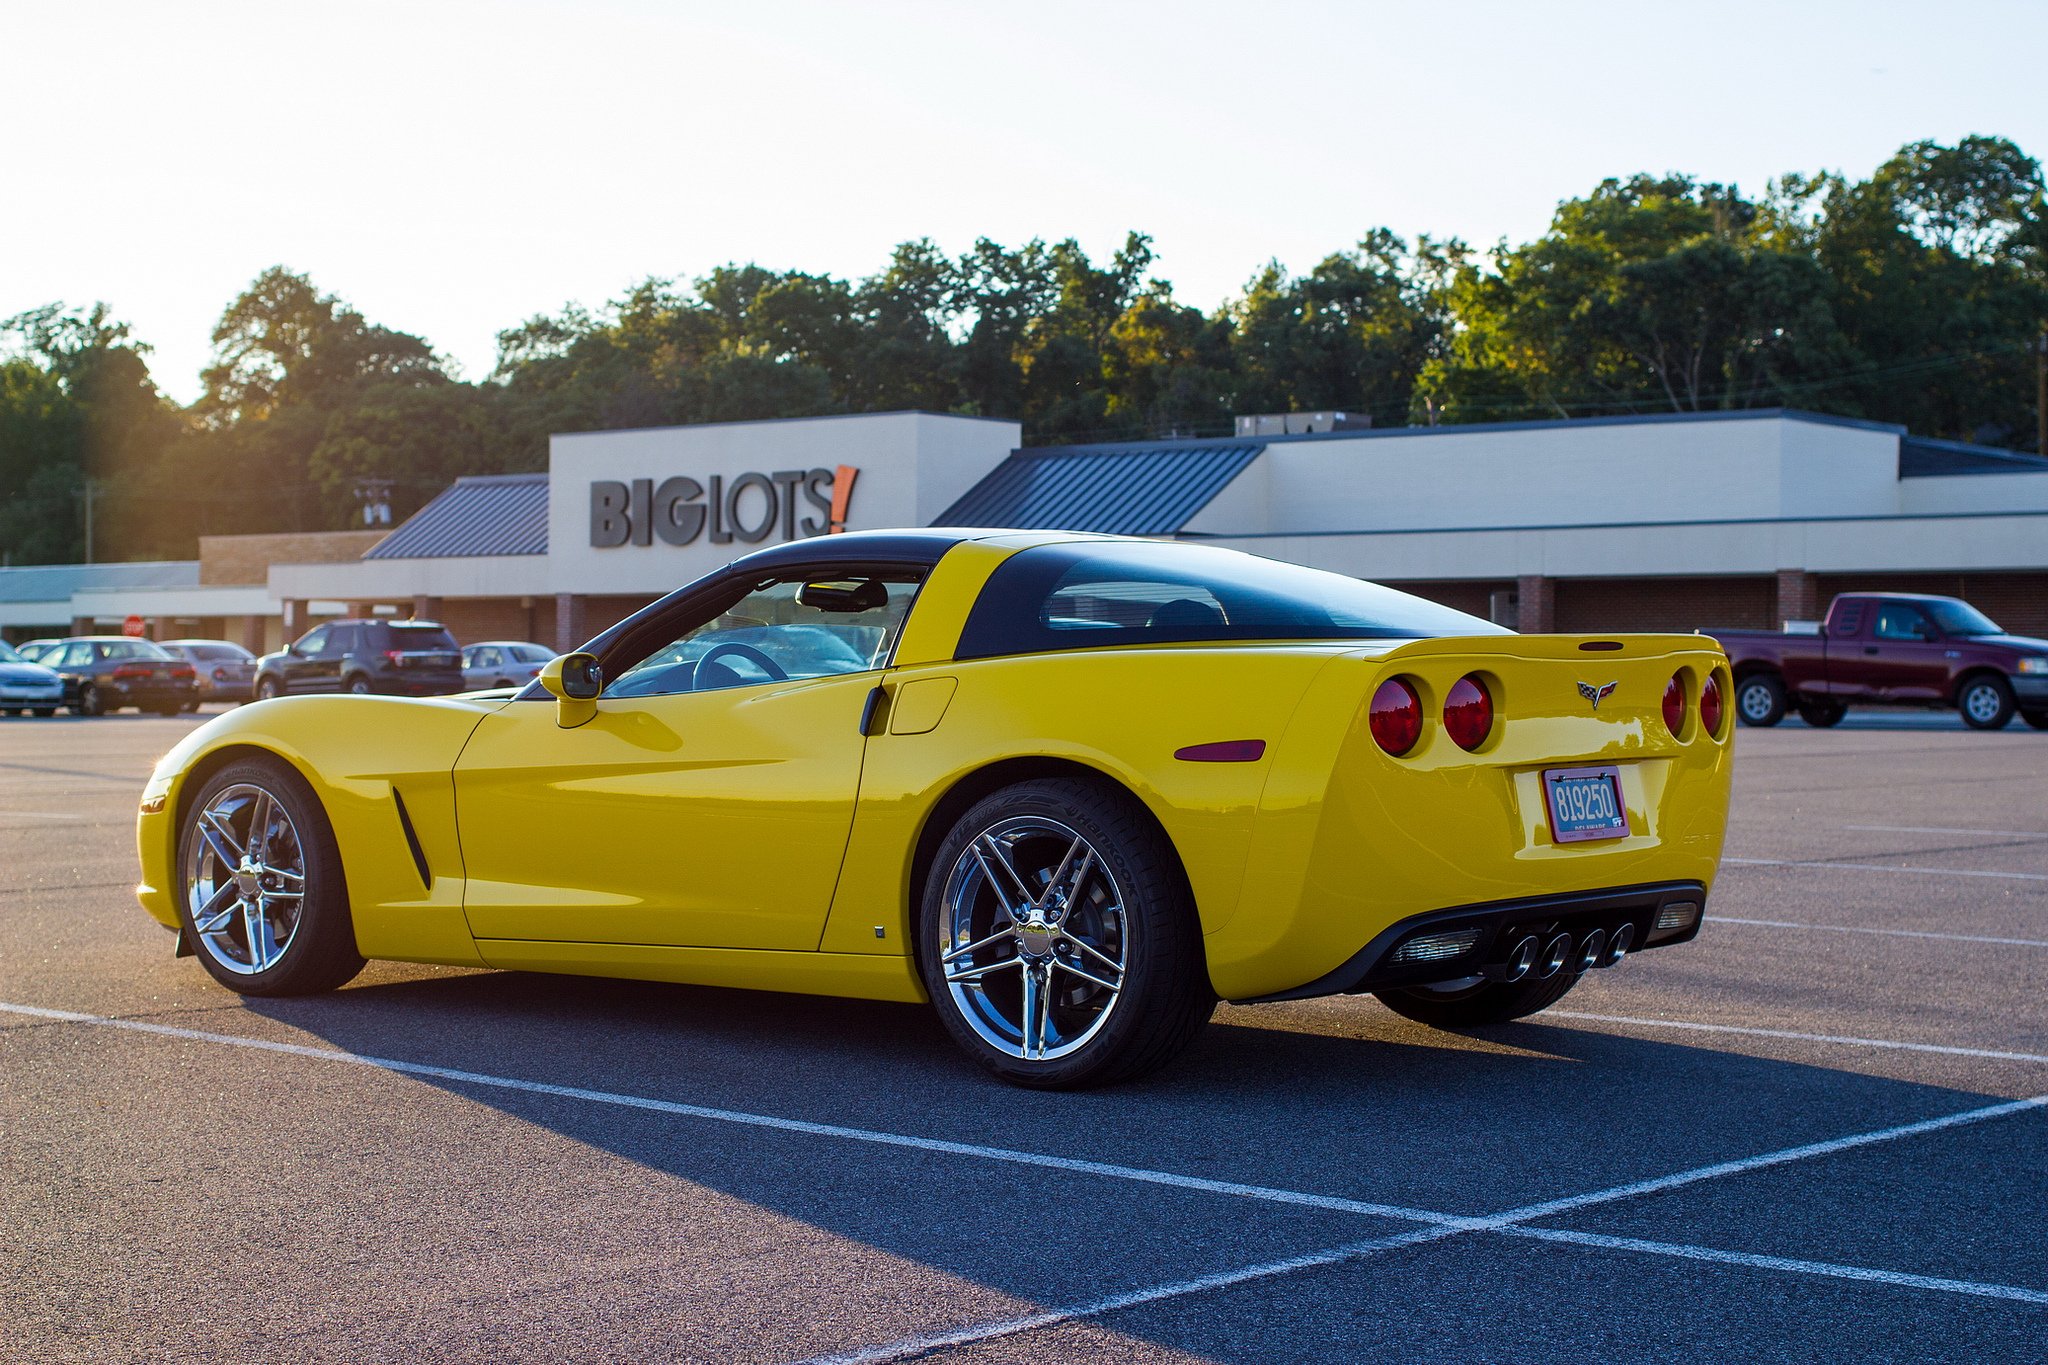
[918,777,1213,1089]
[1375,970,1583,1028]
[77,683,106,717]
[1958,675,2016,731]
[1735,674,1786,727]
[1796,698,1847,728]
[177,758,363,996]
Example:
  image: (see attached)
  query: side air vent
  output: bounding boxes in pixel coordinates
[391,789,432,889]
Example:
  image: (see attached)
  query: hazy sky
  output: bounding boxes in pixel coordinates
[6,0,2045,403]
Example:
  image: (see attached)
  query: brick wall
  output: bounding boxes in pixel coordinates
[432,594,658,649]
[199,531,390,585]
[1816,571,2048,638]
[1555,576,1776,634]
[1389,579,1514,622]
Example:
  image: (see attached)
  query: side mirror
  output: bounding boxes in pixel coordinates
[538,652,602,728]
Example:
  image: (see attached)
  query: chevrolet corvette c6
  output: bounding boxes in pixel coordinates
[136,530,1732,1087]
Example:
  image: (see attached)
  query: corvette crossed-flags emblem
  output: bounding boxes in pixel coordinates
[1578,680,1619,711]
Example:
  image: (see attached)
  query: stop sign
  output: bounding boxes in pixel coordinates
[122,615,145,637]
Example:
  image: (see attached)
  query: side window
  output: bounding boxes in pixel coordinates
[61,642,95,668]
[473,647,497,669]
[1873,606,1932,642]
[295,626,330,656]
[1830,603,1864,636]
[606,572,920,700]
[328,625,360,656]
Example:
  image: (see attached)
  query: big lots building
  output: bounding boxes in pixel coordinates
[4,407,2046,649]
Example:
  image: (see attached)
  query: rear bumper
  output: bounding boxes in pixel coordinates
[1231,881,1706,1003]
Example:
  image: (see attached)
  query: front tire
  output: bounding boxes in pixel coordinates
[918,777,1213,1089]
[177,759,364,996]
[255,676,282,701]
[1797,698,1847,728]
[77,682,106,717]
[1958,675,2016,731]
[1735,673,1786,727]
[344,674,373,695]
[1375,969,1583,1028]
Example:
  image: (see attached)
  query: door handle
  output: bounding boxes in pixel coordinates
[1863,646,1879,655]
[858,686,887,736]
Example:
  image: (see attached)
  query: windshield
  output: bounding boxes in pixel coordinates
[1923,599,2002,636]
[384,624,458,650]
[0,643,24,664]
[955,541,1507,659]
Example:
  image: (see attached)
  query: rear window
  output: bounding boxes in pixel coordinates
[379,623,459,651]
[506,644,554,663]
[1830,603,1864,636]
[955,542,1505,660]
[185,644,250,661]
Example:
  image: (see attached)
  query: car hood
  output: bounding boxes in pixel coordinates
[1966,634,2048,656]
[0,661,60,684]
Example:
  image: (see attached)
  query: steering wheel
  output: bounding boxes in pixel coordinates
[689,641,789,690]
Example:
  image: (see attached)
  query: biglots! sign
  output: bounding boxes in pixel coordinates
[590,465,857,548]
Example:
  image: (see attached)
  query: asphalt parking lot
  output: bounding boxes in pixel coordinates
[2,711,2043,1362]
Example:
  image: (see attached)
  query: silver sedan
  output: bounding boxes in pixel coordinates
[460,641,554,691]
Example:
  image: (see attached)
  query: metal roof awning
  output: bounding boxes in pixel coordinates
[365,474,549,559]
[935,442,1262,536]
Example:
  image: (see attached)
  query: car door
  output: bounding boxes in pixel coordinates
[451,567,921,951]
[281,625,329,692]
[1867,603,1950,701]
[54,640,94,703]
[466,646,499,689]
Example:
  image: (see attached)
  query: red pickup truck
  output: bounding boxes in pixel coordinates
[1714,593,2048,730]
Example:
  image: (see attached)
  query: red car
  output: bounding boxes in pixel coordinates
[1715,593,2048,731]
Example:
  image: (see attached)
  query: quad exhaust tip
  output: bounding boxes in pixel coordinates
[1487,935,1540,983]
[1574,928,1608,974]
[1536,933,1573,980]
[1601,922,1635,967]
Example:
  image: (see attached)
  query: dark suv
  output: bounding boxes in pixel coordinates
[253,620,465,699]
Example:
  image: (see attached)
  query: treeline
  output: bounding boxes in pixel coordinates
[4,135,2044,564]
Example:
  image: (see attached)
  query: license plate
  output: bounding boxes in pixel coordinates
[1543,765,1629,843]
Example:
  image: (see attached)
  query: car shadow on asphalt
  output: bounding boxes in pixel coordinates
[236,967,2048,1362]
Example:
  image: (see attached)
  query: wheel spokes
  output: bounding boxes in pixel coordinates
[945,956,1022,985]
[1020,962,1052,1059]
[196,809,245,868]
[942,926,1017,966]
[192,881,240,934]
[975,834,1038,911]
[1052,954,1120,994]
[242,902,277,971]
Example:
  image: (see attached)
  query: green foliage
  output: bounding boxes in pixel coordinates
[1,135,2042,568]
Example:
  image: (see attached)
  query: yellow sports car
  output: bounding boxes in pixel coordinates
[136,530,1732,1087]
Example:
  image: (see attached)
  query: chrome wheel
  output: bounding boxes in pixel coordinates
[935,816,1129,1062]
[183,782,307,975]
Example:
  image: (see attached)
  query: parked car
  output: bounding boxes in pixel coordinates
[252,619,465,699]
[137,529,1732,1089]
[14,638,60,663]
[42,636,198,715]
[159,639,258,709]
[0,640,64,716]
[460,641,555,691]
[1713,592,2048,730]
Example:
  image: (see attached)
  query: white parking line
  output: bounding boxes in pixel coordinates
[0,1000,1469,1229]
[1710,916,2048,948]
[1722,857,2048,882]
[0,811,84,821]
[806,1094,2048,1362]
[1846,825,2048,839]
[1506,1226,2048,1305]
[9,998,2042,1362]
[1549,1011,2048,1065]
[802,1226,1463,1365]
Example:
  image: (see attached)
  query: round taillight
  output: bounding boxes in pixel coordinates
[1443,674,1493,751]
[1370,678,1422,756]
[1700,672,1723,737]
[1663,673,1687,736]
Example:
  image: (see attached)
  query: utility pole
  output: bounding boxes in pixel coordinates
[83,480,95,565]
[2038,330,2047,458]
